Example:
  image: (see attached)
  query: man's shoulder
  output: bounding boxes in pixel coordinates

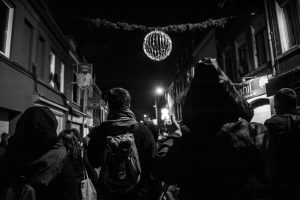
[132,123,149,134]
[266,114,300,123]
[90,123,107,138]
[265,115,287,124]
[91,124,104,133]
[132,123,153,139]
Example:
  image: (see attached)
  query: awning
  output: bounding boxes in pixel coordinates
[69,107,91,118]
[266,67,300,96]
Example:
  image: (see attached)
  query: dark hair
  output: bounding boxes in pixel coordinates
[59,129,81,162]
[71,128,81,141]
[106,87,131,110]
[274,88,297,110]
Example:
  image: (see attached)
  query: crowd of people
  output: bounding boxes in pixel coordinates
[0,58,299,200]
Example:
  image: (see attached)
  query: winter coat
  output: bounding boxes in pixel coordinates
[264,113,300,199]
[0,106,68,200]
[153,59,256,200]
[87,108,157,200]
[46,155,83,200]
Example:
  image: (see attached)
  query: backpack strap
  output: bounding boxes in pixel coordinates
[127,124,139,135]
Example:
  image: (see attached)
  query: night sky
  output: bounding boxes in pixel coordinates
[53,0,224,120]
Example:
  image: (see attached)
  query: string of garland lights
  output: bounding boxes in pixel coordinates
[89,17,236,61]
[64,16,235,61]
[91,17,234,32]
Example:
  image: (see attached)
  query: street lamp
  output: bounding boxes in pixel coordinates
[155,87,164,95]
[154,87,164,121]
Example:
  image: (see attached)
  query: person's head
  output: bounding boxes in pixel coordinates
[274,88,298,114]
[83,134,91,149]
[7,106,58,165]
[182,58,253,134]
[71,128,81,141]
[106,87,131,111]
[12,106,58,150]
[59,129,80,162]
[146,121,159,142]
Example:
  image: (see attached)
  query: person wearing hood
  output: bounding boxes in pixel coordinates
[0,106,67,200]
[87,87,157,200]
[153,58,255,200]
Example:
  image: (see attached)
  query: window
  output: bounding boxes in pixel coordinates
[276,0,299,52]
[21,19,34,70]
[37,36,46,79]
[0,0,13,57]
[224,48,236,81]
[237,43,250,78]
[60,62,65,92]
[49,51,55,87]
[72,72,78,102]
[236,32,251,79]
[255,29,270,66]
[72,65,81,104]
[51,109,64,134]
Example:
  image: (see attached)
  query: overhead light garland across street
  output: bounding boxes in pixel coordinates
[86,16,235,61]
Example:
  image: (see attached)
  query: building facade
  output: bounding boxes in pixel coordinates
[0,0,105,138]
[216,0,272,123]
[160,0,300,124]
[265,0,300,107]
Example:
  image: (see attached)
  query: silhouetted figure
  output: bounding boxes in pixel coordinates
[71,128,81,143]
[88,88,156,200]
[0,106,67,200]
[153,58,262,200]
[46,129,83,200]
[145,121,159,142]
[264,88,300,199]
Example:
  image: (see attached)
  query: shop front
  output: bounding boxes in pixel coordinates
[240,75,272,123]
[35,96,68,134]
[68,113,83,136]
[68,108,92,138]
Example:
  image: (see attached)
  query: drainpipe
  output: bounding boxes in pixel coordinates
[264,0,276,76]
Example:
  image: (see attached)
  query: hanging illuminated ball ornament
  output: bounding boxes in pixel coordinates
[143,30,172,61]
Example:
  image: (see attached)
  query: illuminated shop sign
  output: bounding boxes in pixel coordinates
[240,76,268,99]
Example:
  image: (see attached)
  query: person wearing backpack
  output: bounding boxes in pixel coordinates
[264,88,300,199]
[87,87,157,200]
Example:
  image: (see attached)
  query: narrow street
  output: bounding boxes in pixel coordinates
[0,0,300,199]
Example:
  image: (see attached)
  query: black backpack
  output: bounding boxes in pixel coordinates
[100,130,141,194]
[267,114,300,184]
[214,119,267,196]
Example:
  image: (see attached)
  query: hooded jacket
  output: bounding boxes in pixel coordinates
[87,109,156,200]
[154,59,254,200]
[0,106,67,200]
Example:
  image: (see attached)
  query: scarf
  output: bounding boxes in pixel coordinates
[105,109,138,136]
